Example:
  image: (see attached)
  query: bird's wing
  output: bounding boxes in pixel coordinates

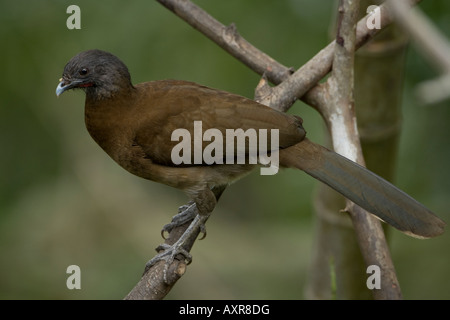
[133,80,305,166]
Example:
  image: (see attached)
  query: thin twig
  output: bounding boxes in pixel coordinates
[387,0,450,104]
[388,0,450,73]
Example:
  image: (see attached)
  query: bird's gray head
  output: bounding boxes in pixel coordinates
[56,49,134,100]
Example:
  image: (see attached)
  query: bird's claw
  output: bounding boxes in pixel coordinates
[146,214,210,283]
[198,223,207,240]
[144,243,193,283]
[161,202,207,240]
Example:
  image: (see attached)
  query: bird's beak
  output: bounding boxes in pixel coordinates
[56,78,84,96]
[56,78,68,97]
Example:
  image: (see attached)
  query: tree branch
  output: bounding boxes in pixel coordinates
[156,0,294,84]
[306,0,403,300]
[388,0,450,72]
[157,0,421,112]
[387,0,450,104]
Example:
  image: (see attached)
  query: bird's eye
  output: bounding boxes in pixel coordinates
[79,68,89,76]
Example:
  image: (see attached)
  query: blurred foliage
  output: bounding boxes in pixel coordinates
[0,0,449,299]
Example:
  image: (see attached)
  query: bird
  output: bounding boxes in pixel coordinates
[56,49,445,242]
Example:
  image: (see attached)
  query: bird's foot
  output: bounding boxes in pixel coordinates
[161,201,207,239]
[145,214,208,283]
[143,243,192,282]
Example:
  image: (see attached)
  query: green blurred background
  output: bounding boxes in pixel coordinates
[0,0,449,299]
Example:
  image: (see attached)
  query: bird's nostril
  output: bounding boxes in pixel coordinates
[59,78,68,87]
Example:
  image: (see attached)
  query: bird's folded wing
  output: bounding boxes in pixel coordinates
[133,80,305,166]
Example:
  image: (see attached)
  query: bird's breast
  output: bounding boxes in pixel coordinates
[84,100,137,163]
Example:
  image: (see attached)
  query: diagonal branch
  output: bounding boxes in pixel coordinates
[388,0,450,73]
[156,0,294,84]
[156,0,421,112]
[387,0,450,104]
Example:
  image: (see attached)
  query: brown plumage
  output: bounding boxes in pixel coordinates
[56,49,445,238]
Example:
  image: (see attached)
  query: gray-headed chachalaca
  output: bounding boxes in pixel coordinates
[56,49,445,260]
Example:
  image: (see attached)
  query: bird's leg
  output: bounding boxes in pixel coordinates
[161,186,223,238]
[145,185,227,282]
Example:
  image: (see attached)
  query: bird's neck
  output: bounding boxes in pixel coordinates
[84,89,137,158]
[85,82,135,101]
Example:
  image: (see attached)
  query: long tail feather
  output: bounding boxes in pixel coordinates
[280,139,445,238]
